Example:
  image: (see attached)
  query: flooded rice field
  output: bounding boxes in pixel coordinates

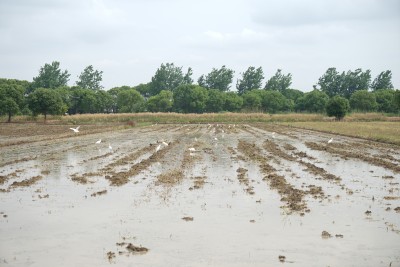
[0,123,399,266]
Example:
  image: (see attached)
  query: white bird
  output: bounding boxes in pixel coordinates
[108,143,113,151]
[272,132,276,138]
[214,137,218,141]
[69,126,80,133]
[328,138,333,144]
[162,141,168,146]
[96,139,102,144]
[188,147,196,152]
[156,144,161,152]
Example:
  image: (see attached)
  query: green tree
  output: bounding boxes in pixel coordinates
[295,90,329,113]
[28,88,66,120]
[0,78,31,95]
[317,67,345,97]
[149,63,186,96]
[242,90,263,112]
[371,70,394,91]
[95,90,114,113]
[374,89,396,113]
[236,66,264,95]
[224,92,243,112]
[394,90,400,113]
[326,96,350,120]
[31,61,70,91]
[198,65,234,91]
[343,68,371,98]
[0,98,19,122]
[76,65,103,90]
[69,88,97,114]
[173,85,208,113]
[349,90,377,112]
[206,89,226,113]
[134,83,151,97]
[146,90,174,112]
[0,83,25,122]
[264,69,292,92]
[117,89,145,113]
[282,88,304,102]
[183,67,194,85]
[261,90,290,113]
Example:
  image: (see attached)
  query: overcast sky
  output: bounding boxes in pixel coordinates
[1,0,399,91]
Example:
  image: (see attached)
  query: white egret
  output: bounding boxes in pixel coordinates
[156,144,161,152]
[70,126,80,133]
[162,141,168,146]
[96,139,102,144]
[328,138,333,144]
[108,143,113,151]
[188,147,196,152]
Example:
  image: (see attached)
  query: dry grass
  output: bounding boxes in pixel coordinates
[284,121,400,145]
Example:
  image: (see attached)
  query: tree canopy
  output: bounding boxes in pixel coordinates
[264,69,292,92]
[236,66,264,95]
[198,65,234,91]
[27,88,65,120]
[371,70,394,91]
[76,65,104,90]
[149,63,190,96]
[31,61,70,91]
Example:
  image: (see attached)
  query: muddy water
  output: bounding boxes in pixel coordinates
[0,124,399,266]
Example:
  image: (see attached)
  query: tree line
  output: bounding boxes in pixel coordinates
[0,61,399,122]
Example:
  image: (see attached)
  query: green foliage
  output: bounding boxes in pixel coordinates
[31,61,70,91]
[0,98,20,122]
[224,92,243,112]
[198,65,234,91]
[173,85,208,113]
[318,67,371,98]
[326,96,350,120]
[149,63,187,96]
[134,83,151,97]
[343,68,371,98]
[318,67,344,97]
[0,83,25,122]
[95,90,114,113]
[394,90,400,112]
[183,67,194,85]
[117,89,145,113]
[0,78,31,94]
[206,89,226,113]
[236,66,264,95]
[146,90,174,112]
[282,88,304,102]
[242,90,263,112]
[262,90,290,113]
[374,89,396,113]
[27,88,66,120]
[295,90,329,113]
[76,65,103,90]
[264,69,292,92]
[371,70,394,91]
[349,90,377,112]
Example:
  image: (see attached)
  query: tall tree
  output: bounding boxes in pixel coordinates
[27,88,66,120]
[371,70,394,91]
[183,67,194,85]
[343,68,371,98]
[198,65,234,91]
[149,63,186,96]
[31,61,70,91]
[295,90,329,113]
[264,69,292,92]
[317,67,345,97]
[76,65,104,90]
[236,66,264,95]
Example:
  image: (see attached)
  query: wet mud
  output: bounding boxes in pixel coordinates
[0,122,399,266]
